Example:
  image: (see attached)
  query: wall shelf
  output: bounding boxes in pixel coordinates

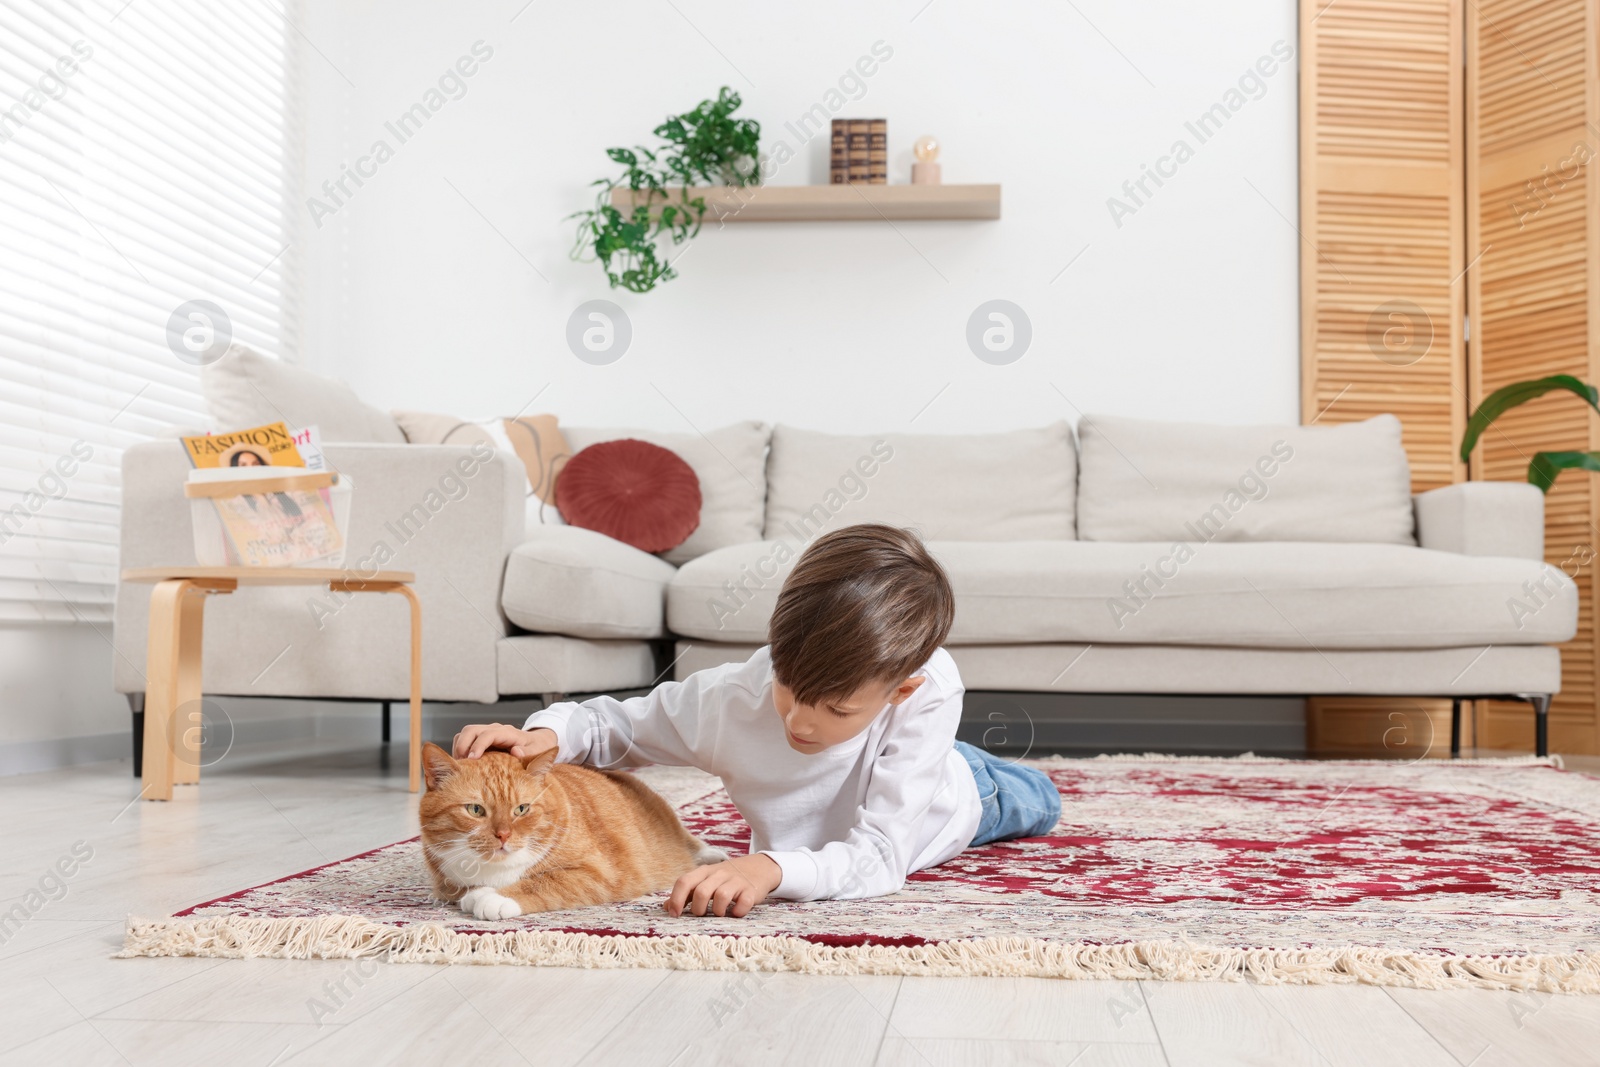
[608,183,1001,222]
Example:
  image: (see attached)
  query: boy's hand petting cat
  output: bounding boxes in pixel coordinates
[666,854,783,918]
[452,723,557,761]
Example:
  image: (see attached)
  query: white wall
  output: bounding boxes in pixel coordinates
[299,0,1300,433]
[0,627,127,766]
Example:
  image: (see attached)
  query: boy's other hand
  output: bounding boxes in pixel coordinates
[666,854,782,918]
[451,723,557,760]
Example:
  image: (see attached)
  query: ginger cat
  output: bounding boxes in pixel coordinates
[419,742,726,919]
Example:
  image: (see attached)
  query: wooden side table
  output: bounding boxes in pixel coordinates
[121,567,422,801]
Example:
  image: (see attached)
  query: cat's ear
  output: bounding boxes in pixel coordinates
[422,742,459,791]
[520,748,558,776]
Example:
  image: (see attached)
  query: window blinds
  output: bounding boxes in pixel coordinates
[0,0,301,622]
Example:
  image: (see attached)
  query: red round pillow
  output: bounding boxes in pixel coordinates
[555,439,702,553]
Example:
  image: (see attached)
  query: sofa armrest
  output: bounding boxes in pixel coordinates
[113,440,525,702]
[1414,482,1545,559]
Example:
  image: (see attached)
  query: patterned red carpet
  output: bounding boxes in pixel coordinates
[122,756,1600,990]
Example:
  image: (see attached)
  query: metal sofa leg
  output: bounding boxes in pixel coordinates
[382,700,392,743]
[1450,698,1462,759]
[540,692,565,710]
[1512,693,1552,758]
[128,692,145,777]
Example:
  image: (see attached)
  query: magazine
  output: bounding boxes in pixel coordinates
[290,424,327,472]
[181,420,306,469]
[181,422,343,567]
[211,489,343,566]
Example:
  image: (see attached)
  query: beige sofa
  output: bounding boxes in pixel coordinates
[114,413,1578,759]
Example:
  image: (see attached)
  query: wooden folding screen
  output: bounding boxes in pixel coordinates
[1299,0,1465,757]
[1466,0,1600,755]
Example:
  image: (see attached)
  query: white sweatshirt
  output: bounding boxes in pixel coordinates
[521,646,982,901]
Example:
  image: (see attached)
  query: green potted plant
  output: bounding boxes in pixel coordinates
[569,87,760,294]
[1460,375,1600,489]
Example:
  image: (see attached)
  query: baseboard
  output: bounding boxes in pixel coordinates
[0,714,322,778]
[0,731,132,777]
[0,699,557,778]
[310,701,549,745]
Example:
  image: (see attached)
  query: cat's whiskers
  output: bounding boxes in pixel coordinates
[508,825,566,870]
[424,838,509,886]
[426,829,568,889]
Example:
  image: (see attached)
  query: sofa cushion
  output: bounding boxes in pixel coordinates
[762,422,1076,542]
[202,345,407,443]
[391,410,499,448]
[393,410,572,531]
[497,635,657,696]
[669,539,795,641]
[668,539,1577,649]
[1076,413,1415,544]
[502,526,676,640]
[667,641,1564,698]
[563,421,769,565]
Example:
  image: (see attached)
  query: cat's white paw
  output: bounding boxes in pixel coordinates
[693,844,729,866]
[460,887,522,920]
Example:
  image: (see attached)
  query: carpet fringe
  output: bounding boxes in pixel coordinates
[117,915,1599,993]
[1062,752,1565,769]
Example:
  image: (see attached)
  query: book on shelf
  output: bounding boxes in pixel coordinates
[847,119,871,184]
[830,119,848,184]
[868,119,887,184]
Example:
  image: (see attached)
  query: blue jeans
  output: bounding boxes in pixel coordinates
[955,740,1062,846]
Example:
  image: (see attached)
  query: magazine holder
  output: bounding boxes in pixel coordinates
[184,467,353,567]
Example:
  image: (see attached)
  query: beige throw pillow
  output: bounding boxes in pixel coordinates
[392,411,572,528]
[762,423,1077,542]
[201,345,406,443]
[389,411,498,450]
[1075,412,1416,544]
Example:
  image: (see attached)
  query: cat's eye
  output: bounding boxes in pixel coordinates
[513,803,530,816]
[464,803,486,817]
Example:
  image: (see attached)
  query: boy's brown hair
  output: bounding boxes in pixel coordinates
[768,523,955,706]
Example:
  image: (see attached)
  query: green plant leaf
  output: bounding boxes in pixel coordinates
[1528,451,1600,493]
[571,85,759,293]
[1460,375,1600,462]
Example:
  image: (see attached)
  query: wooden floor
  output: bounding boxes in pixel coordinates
[0,740,1595,1067]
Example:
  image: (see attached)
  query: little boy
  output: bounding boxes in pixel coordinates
[452,523,1061,918]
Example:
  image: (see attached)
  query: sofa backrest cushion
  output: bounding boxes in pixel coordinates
[763,422,1077,543]
[1075,413,1416,544]
[201,345,407,443]
[562,421,770,565]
